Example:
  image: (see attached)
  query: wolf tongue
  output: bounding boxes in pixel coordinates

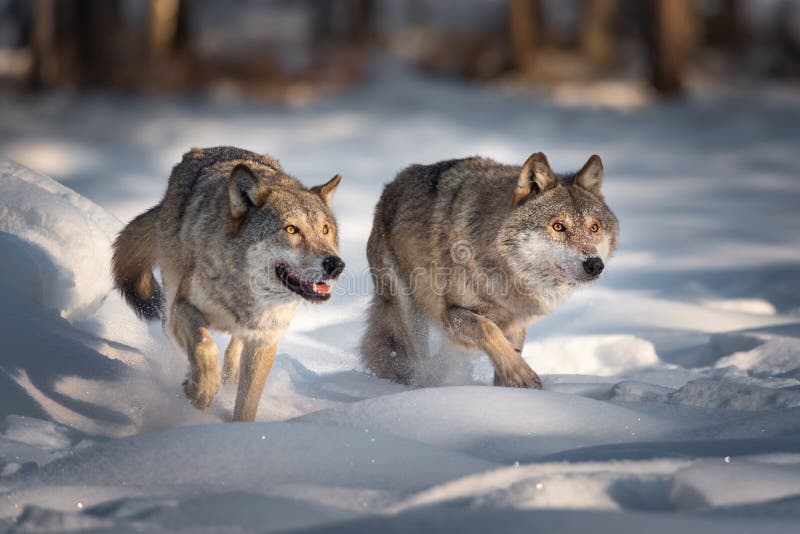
[313,282,332,295]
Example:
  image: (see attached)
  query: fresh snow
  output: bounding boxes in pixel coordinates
[0,66,799,532]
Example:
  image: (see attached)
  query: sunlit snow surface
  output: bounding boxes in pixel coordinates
[1,68,799,532]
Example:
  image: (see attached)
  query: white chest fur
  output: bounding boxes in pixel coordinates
[236,302,299,345]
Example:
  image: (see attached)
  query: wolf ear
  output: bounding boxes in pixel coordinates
[311,174,342,207]
[514,152,556,206]
[575,155,603,195]
[229,164,268,219]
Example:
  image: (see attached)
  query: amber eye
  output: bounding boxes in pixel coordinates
[590,223,599,233]
[552,222,565,232]
[285,225,298,234]
[322,224,330,235]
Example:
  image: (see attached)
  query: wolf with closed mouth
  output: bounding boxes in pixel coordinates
[112,146,345,421]
[361,153,618,388]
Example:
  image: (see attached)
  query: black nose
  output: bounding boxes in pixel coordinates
[322,256,345,278]
[583,257,604,277]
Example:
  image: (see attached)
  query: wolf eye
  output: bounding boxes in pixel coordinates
[552,222,565,232]
[285,225,298,234]
[590,223,599,232]
[322,224,330,235]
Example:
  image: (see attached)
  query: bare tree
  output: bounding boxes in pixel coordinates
[313,0,374,47]
[149,0,181,57]
[343,0,375,45]
[29,0,127,89]
[648,0,698,94]
[581,0,621,69]
[30,0,56,88]
[509,0,540,72]
[148,0,192,64]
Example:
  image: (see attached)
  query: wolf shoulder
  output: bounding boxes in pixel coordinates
[167,146,300,192]
[379,157,518,217]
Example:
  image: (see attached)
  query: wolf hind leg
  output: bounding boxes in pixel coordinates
[168,299,222,409]
[361,293,421,384]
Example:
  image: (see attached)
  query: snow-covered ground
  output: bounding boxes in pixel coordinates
[0,67,799,532]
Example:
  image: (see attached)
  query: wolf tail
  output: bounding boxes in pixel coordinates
[112,204,162,320]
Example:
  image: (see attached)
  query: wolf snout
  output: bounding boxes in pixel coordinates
[583,257,604,277]
[322,256,345,278]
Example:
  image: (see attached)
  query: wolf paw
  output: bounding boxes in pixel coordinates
[494,367,542,390]
[183,370,221,409]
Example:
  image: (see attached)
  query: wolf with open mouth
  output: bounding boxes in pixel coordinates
[112,146,344,421]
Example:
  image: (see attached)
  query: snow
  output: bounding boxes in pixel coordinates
[0,160,121,320]
[297,387,700,462]
[671,456,800,510]
[1,65,799,532]
[524,334,660,376]
[0,422,494,531]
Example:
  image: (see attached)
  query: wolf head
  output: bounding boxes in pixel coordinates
[499,152,619,290]
[228,164,345,304]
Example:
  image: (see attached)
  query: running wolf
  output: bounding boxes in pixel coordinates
[112,147,345,421]
[361,153,618,388]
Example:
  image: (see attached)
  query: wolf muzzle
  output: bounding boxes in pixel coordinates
[322,256,345,278]
[583,257,604,277]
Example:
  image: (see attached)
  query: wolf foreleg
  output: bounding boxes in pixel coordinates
[443,307,541,389]
[506,328,526,352]
[222,336,244,386]
[495,328,530,386]
[233,342,277,422]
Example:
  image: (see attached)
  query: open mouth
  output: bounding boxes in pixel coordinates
[275,264,332,302]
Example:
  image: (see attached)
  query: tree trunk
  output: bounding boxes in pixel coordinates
[29,0,126,89]
[649,0,698,94]
[149,0,191,55]
[343,0,374,44]
[509,0,540,72]
[581,0,620,69]
[75,0,124,88]
[148,0,181,57]
[29,0,56,89]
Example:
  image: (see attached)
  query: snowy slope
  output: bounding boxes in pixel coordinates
[0,67,799,532]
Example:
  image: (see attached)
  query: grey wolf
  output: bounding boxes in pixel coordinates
[112,146,344,421]
[361,153,618,388]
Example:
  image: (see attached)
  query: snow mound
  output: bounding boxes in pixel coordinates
[716,336,800,380]
[0,160,121,320]
[298,507,800,534]
[525,335,660,376]
[1,415,79,451]
[391,458,687,513]
[0,160,191,436]
[666,379,800,411]
[671,456,800,510]
[296,386,694,463]
[0,422,494,522]
[703,299,777,316]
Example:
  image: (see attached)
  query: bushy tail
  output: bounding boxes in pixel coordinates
[112,205,162,320]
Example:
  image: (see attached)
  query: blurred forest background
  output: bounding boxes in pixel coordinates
[0,0,798,104]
